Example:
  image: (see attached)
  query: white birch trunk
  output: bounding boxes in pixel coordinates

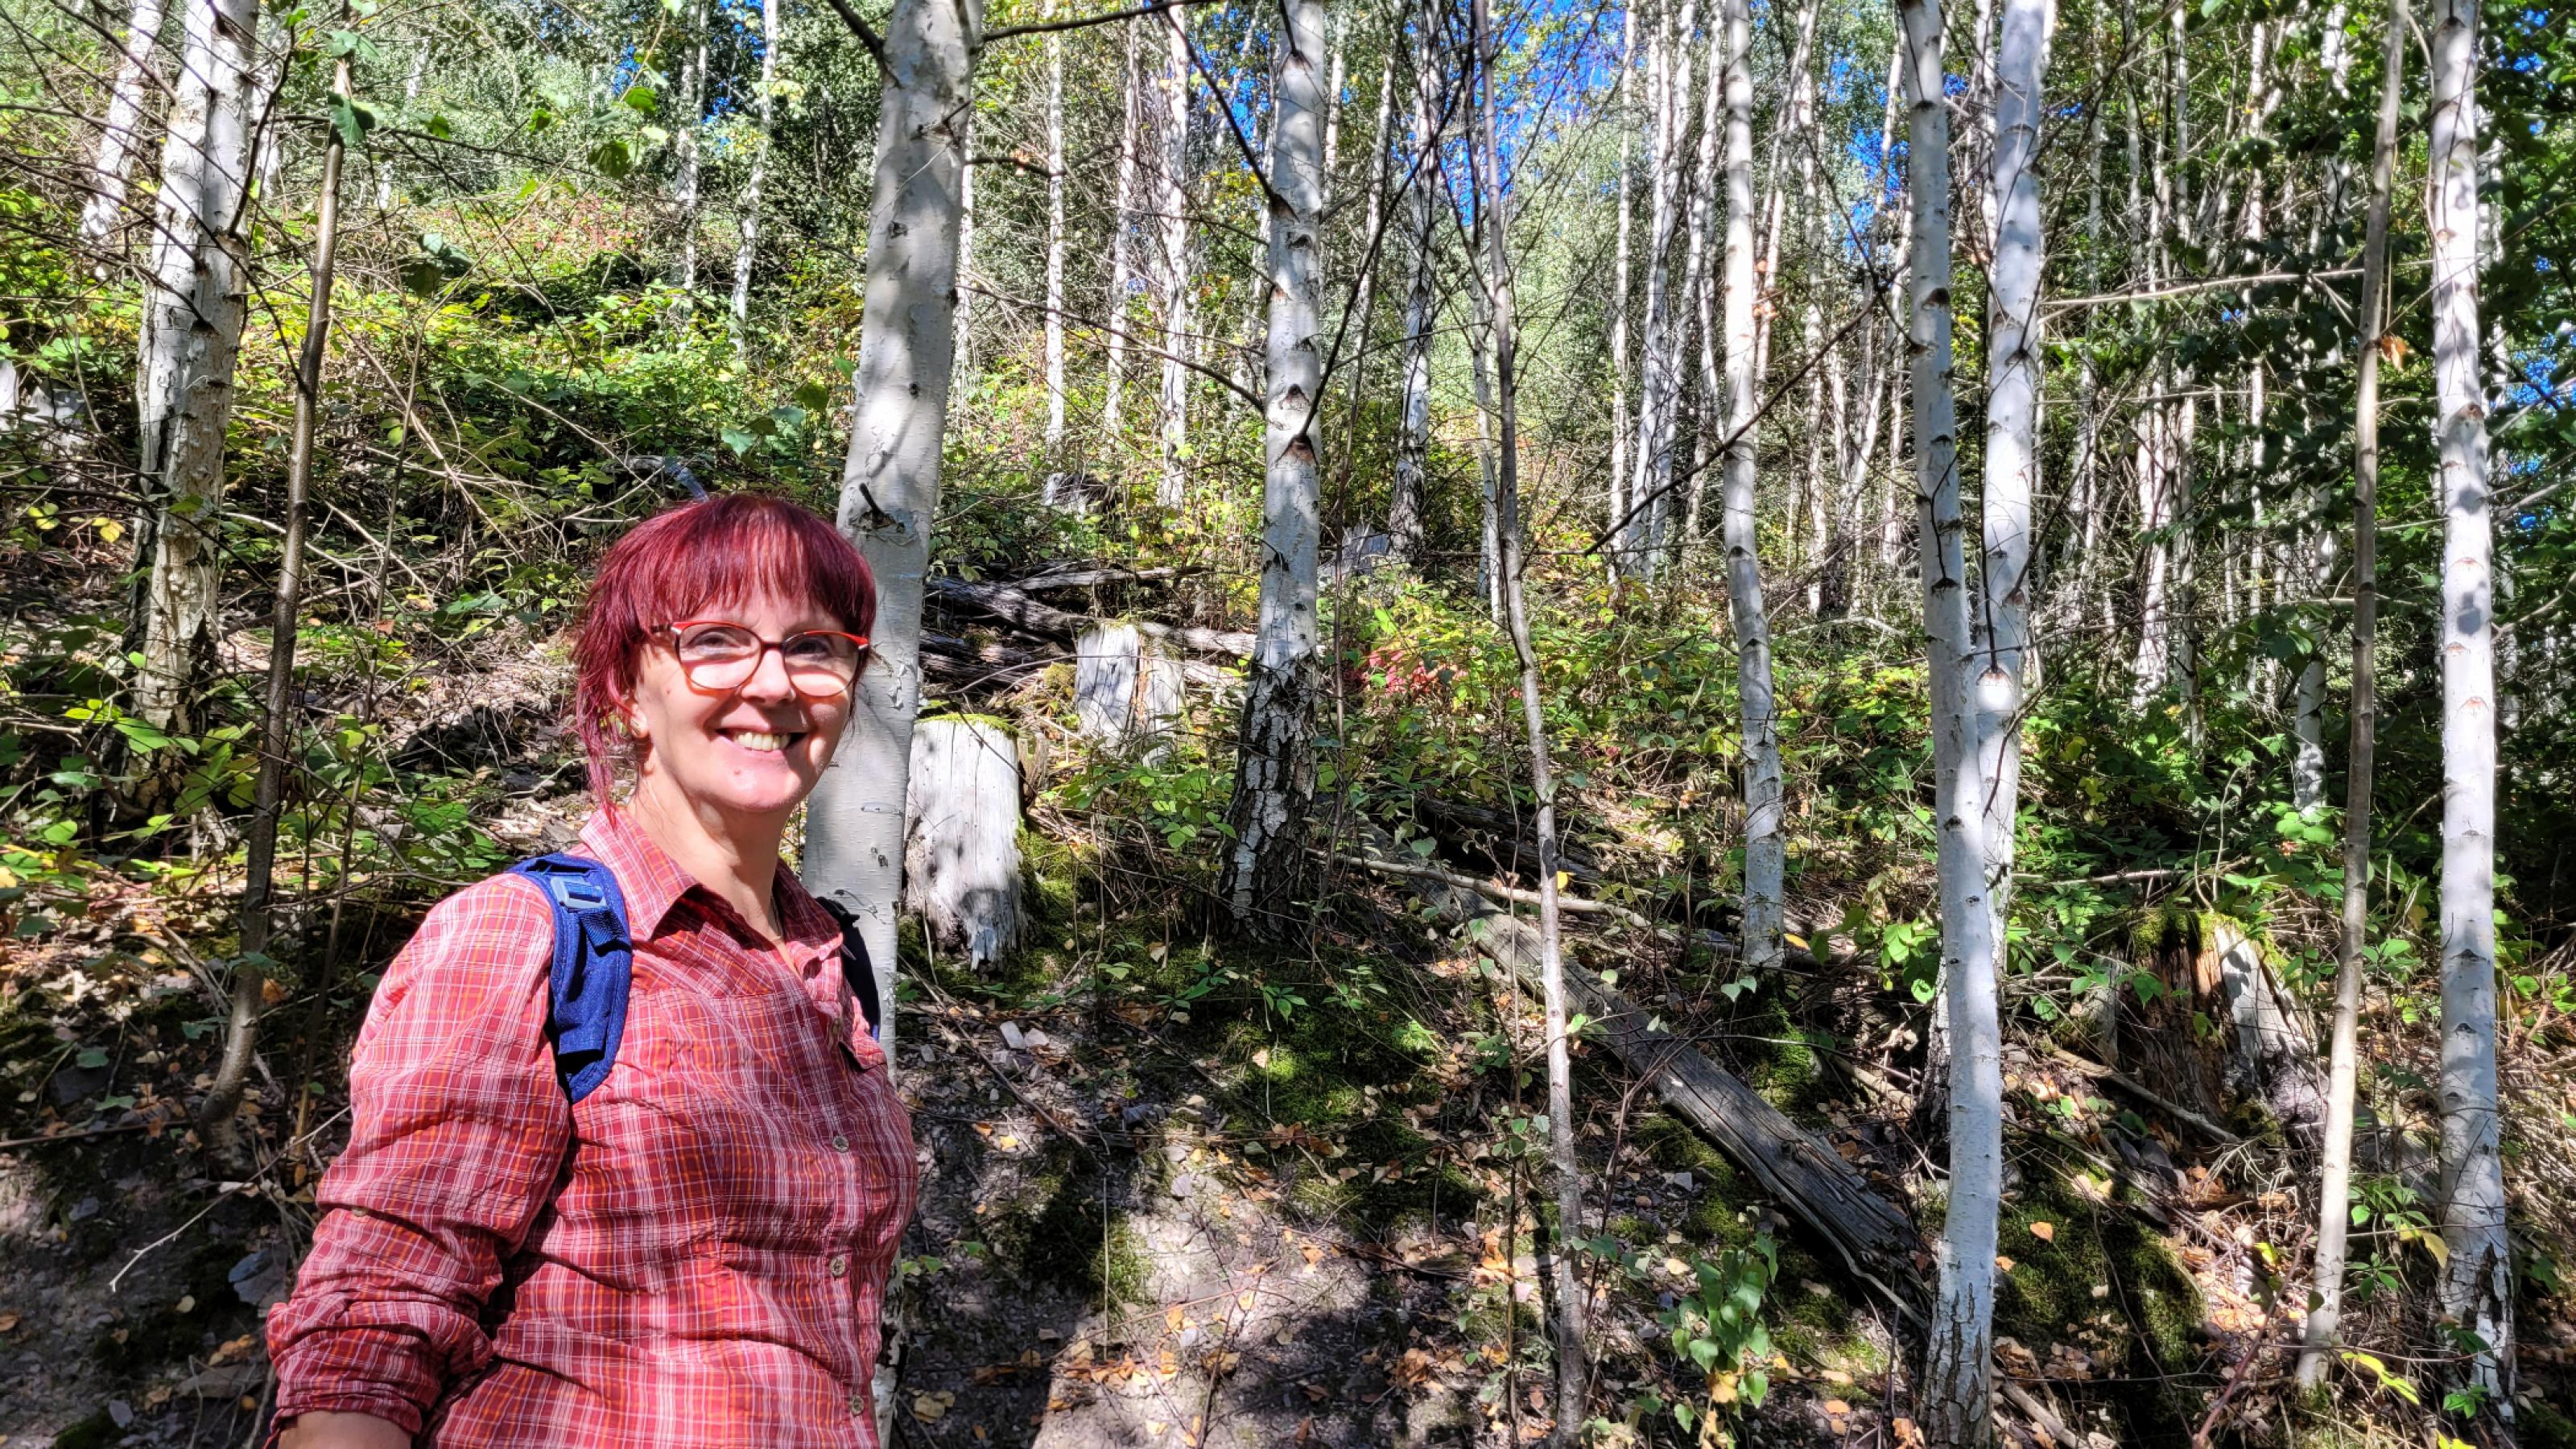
[2429,0,2515,1410]
[1607,2,1636,555]
[1219,0,1325,935]
[1904,0,2001,1439]
[376,39,427,208]
[1104,22,1143,438]
[731,0,782,342]
[1978,0,2046,989]
[1676,22,1723,558]
[1155,13,1192,509]
[903,718,1022,971]
[675,0,708,291]
[803,0,984,1063]
[78,0,168,254]
[133,0,262,733]
[1389,0,1439,561]
[956,103,978,374]
[1042,4,1067,449]
[1622,0,1699,578]
[1717,0,1781,976]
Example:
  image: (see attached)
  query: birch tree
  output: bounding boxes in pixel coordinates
[2428,0,2515,1410]
[1606,1,1636,547]
[76,0,167,254]
[1621,0,1698,577]
[1715,0,1783,976]
[1042,0,1067,452]
[1465,0,1587,1424]
[1155,11,1192,508]
[1904,0,2003,1439]
[2299,0,2404,1387]
[803,0,985,1056]
[731,0,783,341]
[1389,0,1440,560]
[1977,0,2046,980]
[673,0,709,290]
[1104,22,1143,437]
[1218,0,1324,936]
[132,0,264,733]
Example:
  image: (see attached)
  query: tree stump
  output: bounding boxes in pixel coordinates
[903,717,1022,971]
[1074,623,1183,754]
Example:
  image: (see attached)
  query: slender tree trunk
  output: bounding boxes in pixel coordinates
[1042,1,1067,450]
[1470,286,1503,622]
[1104,21,1144,438]
[1904,0,2001,1440]
[803,0,985,1066]
[1467,0,1585,1429]
[132,0,263,734]
[1218,0,1325,937]
[1715,0,1781,978]
[1389,0,1439,560]
[1977,0,2047,997]
[732,0,783,344]
[2429,0,2515,1411]
[1623,0,1699,578]
[1750,0,1822,383]
[2298,0,2403,1389]
[203,47,351,1150]
[675,0,708,290]
[956,103,978,374]
[78,0,168,254]
[1677,20,1722,557]
[1155,12,1192,507]
[1607,1,1636,561]
[376,37,426,208]
[1333,39,1398,503]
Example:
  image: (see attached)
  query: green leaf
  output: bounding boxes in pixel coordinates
[720,427,758,457]
[589,138,634,179]
[327,93,379,154]
[75,1047,109,1069]
[621,84,660,116]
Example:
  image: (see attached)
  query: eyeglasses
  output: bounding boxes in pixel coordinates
[662,620,870,699]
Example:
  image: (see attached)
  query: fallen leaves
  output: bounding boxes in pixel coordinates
[2029,1220,2056,1243]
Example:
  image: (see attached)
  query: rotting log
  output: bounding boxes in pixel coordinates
[904,717,1023,971]
[930,576,1255,658]
[1358,827,1923,1312]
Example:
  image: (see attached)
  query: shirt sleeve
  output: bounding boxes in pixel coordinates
[266,873,570,1434]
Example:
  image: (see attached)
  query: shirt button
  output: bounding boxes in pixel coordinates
[849,1391,868,1416]
[832,1133,850,1153]
[829,1253,849,1277]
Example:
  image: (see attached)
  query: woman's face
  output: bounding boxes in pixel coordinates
[625,590,855,824]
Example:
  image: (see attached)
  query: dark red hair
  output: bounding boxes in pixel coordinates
[571,494,876,799]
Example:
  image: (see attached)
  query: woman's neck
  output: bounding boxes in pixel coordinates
[625,774,786,941]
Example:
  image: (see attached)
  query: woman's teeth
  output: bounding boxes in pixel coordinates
[725,729,795,752]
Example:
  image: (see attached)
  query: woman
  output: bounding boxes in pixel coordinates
[266,495,917,1447]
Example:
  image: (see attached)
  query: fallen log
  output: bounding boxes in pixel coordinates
[1013,564,1199,592]
[1352,827,1922,1313]
[930,576,1254,658]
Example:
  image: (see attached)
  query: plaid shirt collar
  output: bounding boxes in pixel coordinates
[578,807,841,971]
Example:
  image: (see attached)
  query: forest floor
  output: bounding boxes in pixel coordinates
[3,597,2569,1448]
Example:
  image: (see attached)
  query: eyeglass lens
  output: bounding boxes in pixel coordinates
[673,624,861,694]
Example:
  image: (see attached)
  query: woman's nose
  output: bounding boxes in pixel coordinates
[737,643,799,703]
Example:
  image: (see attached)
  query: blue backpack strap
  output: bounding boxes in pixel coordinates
[506,854,634,1104]
[814,896,882,1041]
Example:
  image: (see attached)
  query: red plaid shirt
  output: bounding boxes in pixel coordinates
[267,809,916,1446]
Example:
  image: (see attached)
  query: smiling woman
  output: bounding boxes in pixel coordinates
[263,495,916,1449]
